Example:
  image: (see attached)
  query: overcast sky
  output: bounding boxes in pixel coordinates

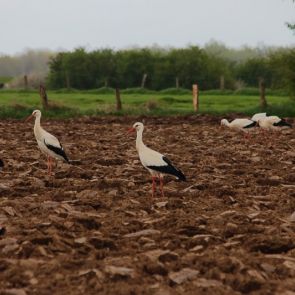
[1,0,294,55]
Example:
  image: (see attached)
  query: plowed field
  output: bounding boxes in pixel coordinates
[0,115,295,295]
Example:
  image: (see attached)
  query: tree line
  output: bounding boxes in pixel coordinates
[1,43,294,98]
[46,45,295,97]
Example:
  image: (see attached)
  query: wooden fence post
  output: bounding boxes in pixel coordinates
[192,84,199,112]
[141,73,147,88]
[115,88,122,111]
[39,84,49,109]
[259,78,267,109]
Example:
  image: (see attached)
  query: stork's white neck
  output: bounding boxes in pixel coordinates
[35,115,41,126]
[136,129,145,150]
[34,115,43,139]
[223,119,230,126]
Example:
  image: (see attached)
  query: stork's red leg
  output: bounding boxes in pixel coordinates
[243,132,250,141]
[51,158,56,173]
[159,177,165,198]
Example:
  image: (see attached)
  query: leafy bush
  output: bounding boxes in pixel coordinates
[269,49,295,100]
[234,87,289,96]
[160,88,191,95]
[160,96,190,103]
[234,87,260,95]
[145,99,159,111]
[201,89,235,95]
[121,87,156,94]
[52,88,79,93]
[234,58,272,87]
[93,87,115,94]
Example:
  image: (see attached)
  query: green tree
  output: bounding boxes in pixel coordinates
[62,48,94,89]
[47,52,65,89]
[115,49,154,88]
[269,49,295,98]
[235,58,272,87]
[89,49,116,88]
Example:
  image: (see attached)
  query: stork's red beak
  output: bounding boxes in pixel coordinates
[25,115,33,122]
[127,127,135,134]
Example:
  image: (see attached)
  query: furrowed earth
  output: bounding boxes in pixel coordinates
[0,115,295,295]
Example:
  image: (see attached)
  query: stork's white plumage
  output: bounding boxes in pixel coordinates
[258,116,292,131]
[128,122,186,197]
[251,112,267,122]
[220,118,257,133]
[26,110,69,175]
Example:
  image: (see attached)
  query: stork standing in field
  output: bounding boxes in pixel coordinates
[25,110,69,175]
[128,122,186,198]
[258,116,292,131]
[220,118,257,139]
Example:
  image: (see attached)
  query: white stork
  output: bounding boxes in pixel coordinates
[220,118,257,137]
[251,112,267,122]
[25,110,69,175]
[258,116,292,131]
[128,122,186,198]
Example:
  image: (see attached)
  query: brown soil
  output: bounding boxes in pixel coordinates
[0,115,295,295]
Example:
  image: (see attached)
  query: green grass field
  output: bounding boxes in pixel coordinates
[0,89,294,118]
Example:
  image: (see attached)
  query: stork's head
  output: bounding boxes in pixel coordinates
[128,122,144,134]
[25,109,41,122]
[32,110,41,117]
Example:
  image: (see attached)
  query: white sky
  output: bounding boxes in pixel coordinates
[1,0,294,55]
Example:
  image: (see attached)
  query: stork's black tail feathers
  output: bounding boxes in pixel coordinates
[162,156,186,181]
[243,120,257,129]
[274,119,292,128]
[174,168,186,181]
[44,140,69,163]
[147,156,186,181]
